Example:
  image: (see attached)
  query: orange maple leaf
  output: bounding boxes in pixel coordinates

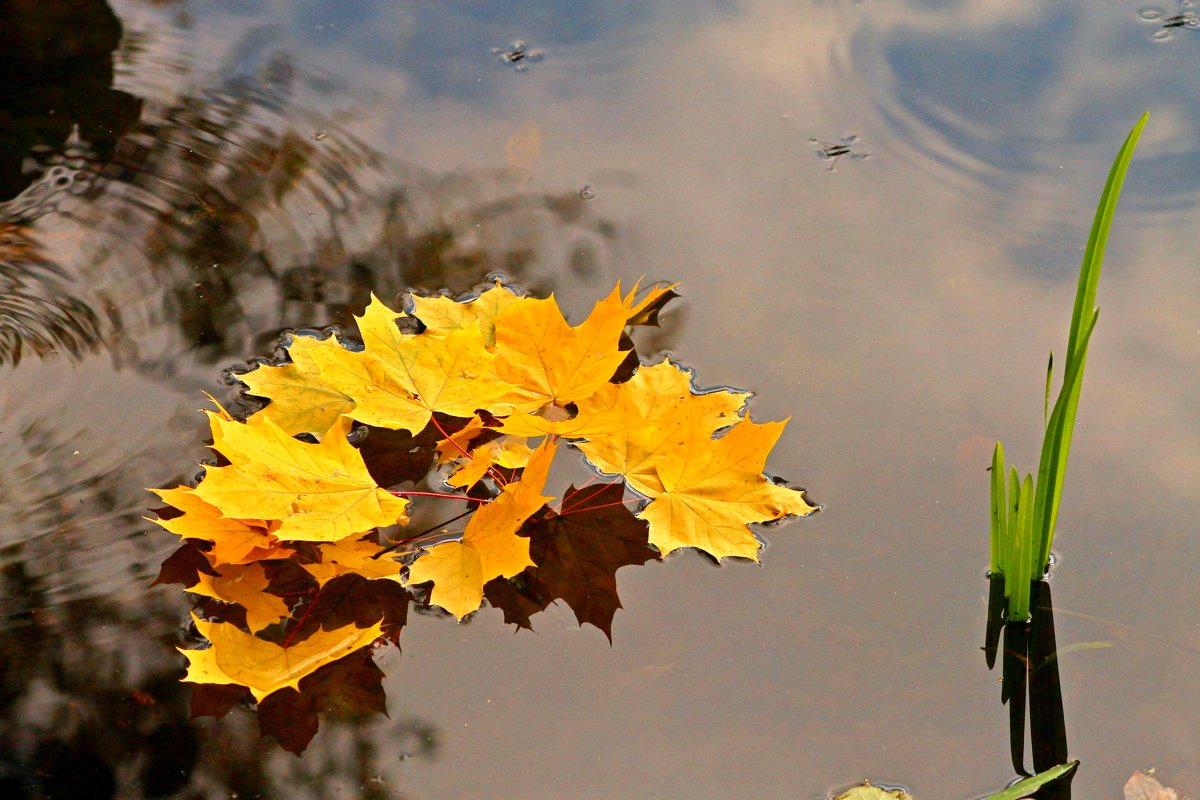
[148,486,285,565]
[491,285,631,408]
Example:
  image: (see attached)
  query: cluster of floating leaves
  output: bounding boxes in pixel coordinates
[150,278,813,752]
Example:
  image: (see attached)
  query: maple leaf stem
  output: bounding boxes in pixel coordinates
[282,584,325,648]
[429,415,509,487]
[560,478,608,512]
[373,509,475,558]
[391,490,492,503]
[557,496,641,517]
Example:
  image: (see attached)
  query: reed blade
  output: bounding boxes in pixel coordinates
[1032,310,1099,573]
[977,761,1079,800]
[1030,112,1145,574]
[1064,113,1146,366]
[1043,352,1053,430]
[1009,474,1035,621]
[1004,466,1020,596]
[990,441,1007,574]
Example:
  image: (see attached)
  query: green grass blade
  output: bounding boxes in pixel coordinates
[1009,474,1035,621]
[1030,112,1145,574]
[1043,351,1053,430]
[1064,112,1146,364]
[1004,467,1020,595]
[990,441,1007,574]
[1032,310,1099,572]
[976,761,1079,800]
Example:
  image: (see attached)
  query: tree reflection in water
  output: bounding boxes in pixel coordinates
[0,0,645,794]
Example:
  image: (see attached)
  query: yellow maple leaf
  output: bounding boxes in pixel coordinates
[411,283,521,346]
[302,535,405,586]
[238,334,355,436]
[194,414,409,542]
[460,438,555,567]
[492,285,631,407]
[407,441,556,618]
[180,614,383,701]
[187,562,289,633]
[500,358,748,442]
[319,299,530,433]
[621,279,679,326]
[401,541,483,620]
[148,486,282,566]
[354,293,413,355]
[434,414,490,464]
[634,418,814,561]
[444,437,535,490]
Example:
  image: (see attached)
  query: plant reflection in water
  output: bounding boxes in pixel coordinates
[984,579,1074,799]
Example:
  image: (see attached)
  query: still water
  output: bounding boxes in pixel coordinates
[2,0,1199,797]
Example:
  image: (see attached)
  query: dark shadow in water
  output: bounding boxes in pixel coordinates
[985,578,1074,799]
[0,0,141,364]
[0,555,439,798]
[0,0,142,202]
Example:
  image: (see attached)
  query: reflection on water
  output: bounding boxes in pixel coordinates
[984,580,1073,798]
[0,0,631,794]
[0,0,141,203]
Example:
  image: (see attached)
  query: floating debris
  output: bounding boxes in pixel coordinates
[580,184,595,200]
[808,135,871,171]
[491,40,544,72]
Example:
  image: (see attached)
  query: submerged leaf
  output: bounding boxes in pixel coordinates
[524,482,656,638]
[1124,771,1187,800]
[831,783,911,800]
[257,647,388,755]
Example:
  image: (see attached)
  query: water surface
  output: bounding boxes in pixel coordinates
[3,1,1200,797]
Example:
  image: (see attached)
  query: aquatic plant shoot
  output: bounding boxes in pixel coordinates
[988,113,1147,622]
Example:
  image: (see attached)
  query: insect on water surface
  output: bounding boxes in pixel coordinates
[808,135,870,171]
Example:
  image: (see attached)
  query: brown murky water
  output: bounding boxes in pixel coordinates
[3,1,1200,797]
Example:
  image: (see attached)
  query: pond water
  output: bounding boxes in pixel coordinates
[2,1,1200,798]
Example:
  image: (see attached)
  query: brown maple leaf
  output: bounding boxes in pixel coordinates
[524,482,657,639]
